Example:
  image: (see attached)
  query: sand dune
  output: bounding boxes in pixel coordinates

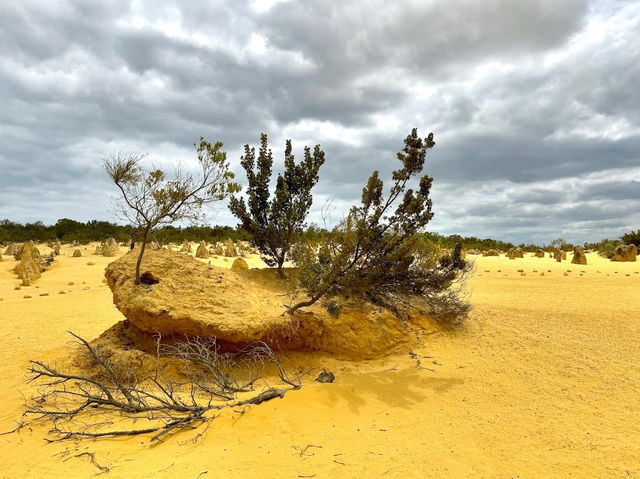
[1,246,639,477]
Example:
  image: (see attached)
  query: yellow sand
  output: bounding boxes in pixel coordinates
[1,246,639,478]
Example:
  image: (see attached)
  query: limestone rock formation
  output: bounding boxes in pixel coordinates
[535,249,545,258]
[571,246,587,265]
[506,247,524,259]
[94,244,104,255]
[224,239,237,257]
[624,244,636,262]
[73,249,82,257]
[231,257,249,270]
[554,249,566,262]
[195,241,209,259]
[105,250,435,357]
[102,238,119,257]
[611,244,637,262]
[14,241,42,285]
[179,241,192,254]
[13,243,36,261]
[483,249,499,257]
[4,243,22,257]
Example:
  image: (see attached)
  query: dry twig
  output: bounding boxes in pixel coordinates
[22,332,300,442]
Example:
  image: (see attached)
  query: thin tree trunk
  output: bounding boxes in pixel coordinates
[276,255,286,279]
[135,226,151,284]
[286,292,323,315]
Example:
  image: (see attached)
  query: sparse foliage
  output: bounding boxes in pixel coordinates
[549,238,572,251]
[229,133,325,278]
[103,139,239,283]
[288,129,472,325]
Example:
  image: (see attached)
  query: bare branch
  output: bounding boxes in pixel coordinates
[20,332,300,442]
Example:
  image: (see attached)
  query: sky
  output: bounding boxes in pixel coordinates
[1,0,639,244]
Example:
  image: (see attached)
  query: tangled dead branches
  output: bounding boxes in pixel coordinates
[23,332,300,442]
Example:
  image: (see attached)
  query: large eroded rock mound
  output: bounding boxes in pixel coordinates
[105,249,432,358]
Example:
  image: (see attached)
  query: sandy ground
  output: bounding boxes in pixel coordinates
[1,245,639,478]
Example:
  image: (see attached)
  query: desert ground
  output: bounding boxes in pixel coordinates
[0,244,639,478]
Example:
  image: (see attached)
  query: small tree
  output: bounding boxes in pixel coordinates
[287,129,471,324]
[549,237,572,251]
[103,138,239,284]
[229,133,325,278]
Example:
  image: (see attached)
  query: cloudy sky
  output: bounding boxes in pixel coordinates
[1,0,639,244]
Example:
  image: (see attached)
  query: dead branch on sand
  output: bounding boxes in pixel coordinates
[22,332,300,442]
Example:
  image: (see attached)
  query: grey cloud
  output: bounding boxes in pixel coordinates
[577,180,640,202]
[264,0,590,78]
[1,0,639,245]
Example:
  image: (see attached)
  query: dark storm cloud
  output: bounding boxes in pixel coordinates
[0,0,638,243]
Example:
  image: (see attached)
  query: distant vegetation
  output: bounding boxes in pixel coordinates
[583,238,620,259]
[0,219,250,245]
[420,232,515,252]
[3,218,637,258]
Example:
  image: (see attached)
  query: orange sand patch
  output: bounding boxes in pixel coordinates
[0,247,639,477]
